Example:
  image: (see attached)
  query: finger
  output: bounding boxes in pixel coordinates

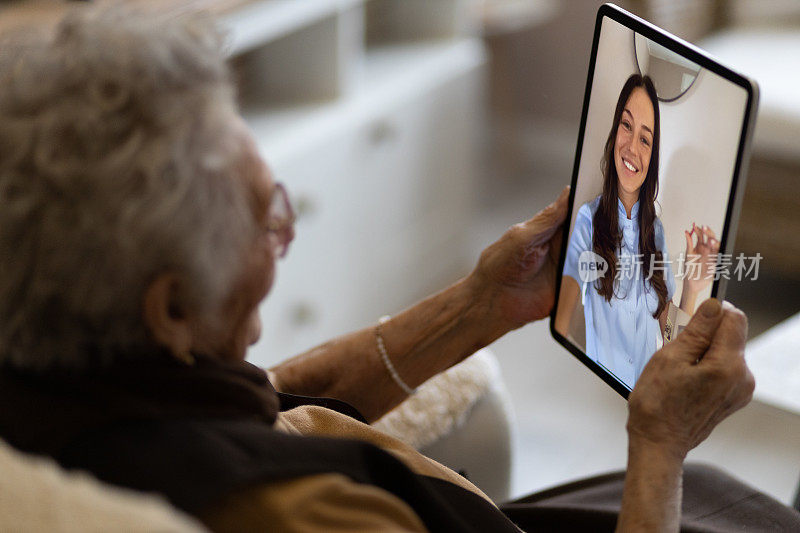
[724,365,755,415]
[709,237,720,253]
[703,225,716,240]
[684,230,694,253]
[735,366,756,409]
[697,225,707,248]
[691,224,700,246]
[519,186,570,244]
[671,298,724,362]
[713,342,754,418]
[704,302,748,361]
[527,186,569,228]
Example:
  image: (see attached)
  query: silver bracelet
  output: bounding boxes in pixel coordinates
[376,315,416,396]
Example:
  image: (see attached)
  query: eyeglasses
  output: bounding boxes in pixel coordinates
[265,182,295,258]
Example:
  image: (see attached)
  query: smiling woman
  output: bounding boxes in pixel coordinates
[595,75,668,321]
[555,74,719,389]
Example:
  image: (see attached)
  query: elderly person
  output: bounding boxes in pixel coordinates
[0,8,797,533]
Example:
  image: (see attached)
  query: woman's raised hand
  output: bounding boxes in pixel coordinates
[468,186,569,331]
[683,223,720,295]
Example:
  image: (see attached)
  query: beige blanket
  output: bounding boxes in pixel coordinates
[0,439,203,532]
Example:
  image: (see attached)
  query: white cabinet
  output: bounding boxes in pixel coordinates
[223,1,486,368]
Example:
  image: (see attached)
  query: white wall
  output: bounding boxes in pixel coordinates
[566,16,749,307]
[657,69,748,304]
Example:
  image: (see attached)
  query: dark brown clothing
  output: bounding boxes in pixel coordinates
[1,354,798,532]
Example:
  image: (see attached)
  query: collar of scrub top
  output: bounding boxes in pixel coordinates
[618,197,640,252]
[617,197,640,221]
[581,197,642,306]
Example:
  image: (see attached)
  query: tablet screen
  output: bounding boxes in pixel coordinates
[552,6,757,395]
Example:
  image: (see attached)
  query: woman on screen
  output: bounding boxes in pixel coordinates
[556,74,718,389]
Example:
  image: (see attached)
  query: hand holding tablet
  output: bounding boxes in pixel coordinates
[627,298,753,458]
[549,4,759,397]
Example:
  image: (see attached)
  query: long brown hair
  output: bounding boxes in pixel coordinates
[592,74,667,318]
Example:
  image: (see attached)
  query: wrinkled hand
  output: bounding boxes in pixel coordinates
[683,223,720,295]
[627,299,754,460]
[469,186,569,330]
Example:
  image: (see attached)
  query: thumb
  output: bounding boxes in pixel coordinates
[684,230,693,253]
[519,186,569,246]
[671,298,724,362]
[704,302,748,361]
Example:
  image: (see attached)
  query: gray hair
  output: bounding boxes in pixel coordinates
[0,8,257,371]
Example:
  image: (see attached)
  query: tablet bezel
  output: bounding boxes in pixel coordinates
[549,3,760,399]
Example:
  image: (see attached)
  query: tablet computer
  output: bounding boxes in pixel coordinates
[550,3,759,398]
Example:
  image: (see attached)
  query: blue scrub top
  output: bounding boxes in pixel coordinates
[563,196,675,389]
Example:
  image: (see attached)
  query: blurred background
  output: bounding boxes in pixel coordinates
[1,0,798,508]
